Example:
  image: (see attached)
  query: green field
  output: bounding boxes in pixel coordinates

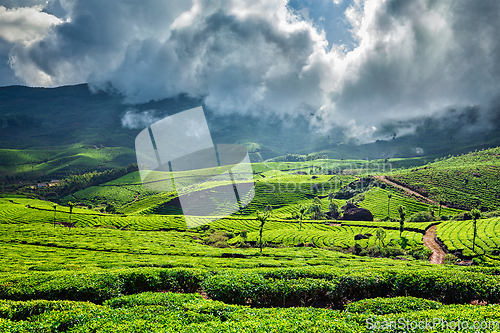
[390,147,500,210]
[0,146,136,179]
[1,148,500,332]
[437,218,500,257]
[359,187,462,220]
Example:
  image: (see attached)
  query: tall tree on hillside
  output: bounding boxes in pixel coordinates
[298,204,308,230]
[375,228,386,248]
[257,205,272,253]
[308,197,325,220]
[398,205,406,237]
[328,201,339,220]
[68,202,75,225]
[437,195,444,218]
[387,192,392,219]
[327,192,339,219]
[471,209,481,253]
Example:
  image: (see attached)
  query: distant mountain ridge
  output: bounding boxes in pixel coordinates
[1,84,499,178]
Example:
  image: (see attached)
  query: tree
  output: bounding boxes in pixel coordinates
[257,205,272,253]
[387,192,392,219]
[328,201,339,220]
[437,195,444,218]
[327,193,339,219]
[398,205,406,237]
[298,204,308,230]
[428,205,436,218]
[68,202,75,225]
[375,228,386,248]
[308,197,325,220]
[471,209,481,253]
[105,203,116,214]
[240,230,248,245]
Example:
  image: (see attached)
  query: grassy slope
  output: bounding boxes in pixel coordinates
[0,146,135,179]
[61,166,460,221]
[0,199,500,332]
[389,147,500,210]
[437,217,500,257]
[359,187,462,220]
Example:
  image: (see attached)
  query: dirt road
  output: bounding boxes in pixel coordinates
[423,225,446,264]
[373,175,442,206]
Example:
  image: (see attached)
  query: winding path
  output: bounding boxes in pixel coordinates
[373,176,443,206]
[423,225,445,264]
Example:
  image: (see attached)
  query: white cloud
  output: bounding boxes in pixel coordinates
[0,5,61,43]
[4,0,500,140]
[121,108,163,129]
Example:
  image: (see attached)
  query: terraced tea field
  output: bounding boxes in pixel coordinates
[2,149,500,332]
[389,147,500,210]
[231,225,423,248]
[437,217,500,257]
[0,197,186,231]
[359,187,462,219]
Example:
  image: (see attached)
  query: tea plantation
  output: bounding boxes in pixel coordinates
[389,147,500,211]
[1,149,500,332]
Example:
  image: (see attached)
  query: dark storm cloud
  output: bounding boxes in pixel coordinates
[4,0,500,139]
[0,38,21,85]
[314,0,500,139]
[89,3,325,116]
[0,3,61,85]
[10,0,192,85]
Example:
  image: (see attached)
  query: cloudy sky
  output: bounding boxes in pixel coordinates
[1,0,499,139]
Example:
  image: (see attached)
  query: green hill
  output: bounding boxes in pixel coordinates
[388,147,500,210]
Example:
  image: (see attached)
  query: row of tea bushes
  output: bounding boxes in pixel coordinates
[0,293,499,332]
[1,266,500,306]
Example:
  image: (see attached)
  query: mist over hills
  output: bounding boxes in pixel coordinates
[0,83,499,178]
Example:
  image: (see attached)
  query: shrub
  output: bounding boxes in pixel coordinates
[482,210,500,219]
[444,254,459,265]
[384,246,406,257]
[347,243,363,255]
[453,212,472,221]
[239,230,248,239]
[204,231,232,248]
[105,204,116,214]
[360,245,383,257]
[345,296,442,315]
[104,292,202,308]
[409,246,432,260]
[0,299,98,321]
[358,245,407,258]
[407,211,434,222]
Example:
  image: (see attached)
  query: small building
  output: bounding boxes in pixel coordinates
[37,183,48,188]
[51,179,60,183]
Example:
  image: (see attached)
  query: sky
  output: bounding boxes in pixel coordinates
[1,0,499,140]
